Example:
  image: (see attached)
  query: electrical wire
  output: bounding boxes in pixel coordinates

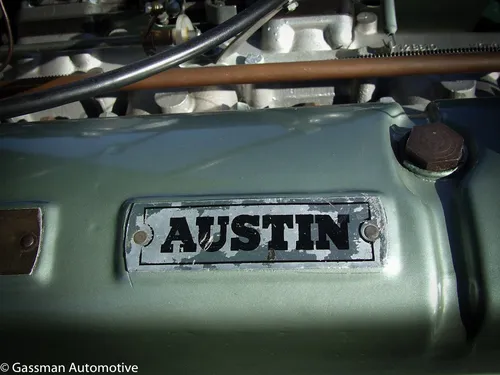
[0,0,13,73]
[0,0,289,119]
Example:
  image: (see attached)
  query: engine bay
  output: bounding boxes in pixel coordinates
[0,0,499,121]
[2,1,500,374]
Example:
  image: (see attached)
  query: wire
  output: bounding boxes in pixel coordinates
[0,0,13,73]
[0,0,289,119]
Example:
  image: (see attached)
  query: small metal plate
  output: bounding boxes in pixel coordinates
[124,197,385,271]
[0,208,41,275]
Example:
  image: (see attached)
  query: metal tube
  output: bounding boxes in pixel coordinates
[384,0,398,35]
[8,52,500,95]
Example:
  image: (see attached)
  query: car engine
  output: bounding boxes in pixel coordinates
[1,0,500,374]
[0,0,500,120]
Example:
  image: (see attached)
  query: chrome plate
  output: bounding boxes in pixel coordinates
[124,197,386,271]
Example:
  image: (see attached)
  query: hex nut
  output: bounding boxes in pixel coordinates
[244,54,264,65]
[405,122,464,172]
[287,1,298,12]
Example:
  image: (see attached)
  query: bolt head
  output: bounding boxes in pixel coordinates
[287,1,299,12]
[360,223,380,242]
[244,54,264,65]
[405,122,464,172]
[133,230,148,245]
[20,233,37,250]
[132,228,153,247]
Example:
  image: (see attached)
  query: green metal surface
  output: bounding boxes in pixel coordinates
[0,102,499,373]
[428,98,500,353]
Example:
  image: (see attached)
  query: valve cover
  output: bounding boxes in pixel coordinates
[1,101,500,373]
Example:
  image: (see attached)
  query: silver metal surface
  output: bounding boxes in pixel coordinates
[324,15,354,49]
[125,197,385,271]
[191,86,238,111]
[244,84,335,109]
[6,6,500,121]
[358,80,377,103]
[441,80,477,99]
[217,6,282,63]
[205,0,237,25]
[356,12,378,35]
[154,91,196,114]
[262,15,354,53]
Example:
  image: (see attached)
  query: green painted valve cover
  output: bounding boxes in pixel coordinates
[0,100,499,374]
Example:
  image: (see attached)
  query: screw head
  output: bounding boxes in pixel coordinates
[133,230,148,245]
[405,122,464,172]
[360,223,380,242]
[20,233,37,250]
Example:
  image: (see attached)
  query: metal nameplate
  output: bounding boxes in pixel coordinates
[0,208,42,275]
[124,197,385,271]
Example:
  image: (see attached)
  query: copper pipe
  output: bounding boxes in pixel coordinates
[9,52,500,95]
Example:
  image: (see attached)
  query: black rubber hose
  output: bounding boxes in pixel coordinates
[0,0,289,119]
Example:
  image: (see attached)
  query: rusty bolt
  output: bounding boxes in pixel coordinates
[405,122,464,172]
